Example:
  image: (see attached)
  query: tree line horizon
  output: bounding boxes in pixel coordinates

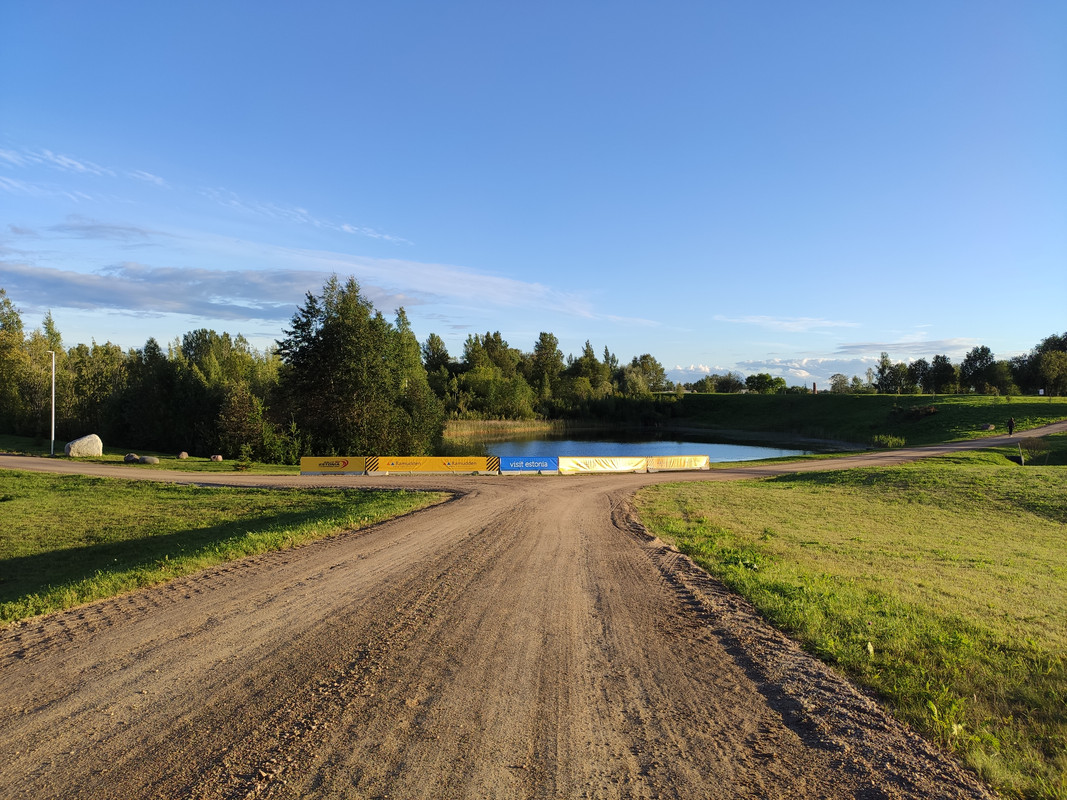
[1,279,1065,462]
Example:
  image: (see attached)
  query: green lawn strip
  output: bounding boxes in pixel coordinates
[635,440,1067,800]
[0,470,446,624]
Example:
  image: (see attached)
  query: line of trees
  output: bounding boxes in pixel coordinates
[827,340,1067,396]
[0,279,681,460]
[1,281,1064,462]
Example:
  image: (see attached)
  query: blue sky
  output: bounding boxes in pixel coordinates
[2,1,1064,386]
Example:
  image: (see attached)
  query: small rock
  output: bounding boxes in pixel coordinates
[138,456,160,465]
[123,453,140,463]
[178,451,189,459]
[211,454,223,462]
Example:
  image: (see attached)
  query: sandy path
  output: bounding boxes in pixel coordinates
[2,424,1061,799]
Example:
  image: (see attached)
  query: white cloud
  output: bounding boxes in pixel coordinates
[735,356,883,386]
[674,364,712,374]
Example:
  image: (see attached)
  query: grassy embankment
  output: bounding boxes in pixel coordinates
[674,392,1067,447]
[635,436,1067,800]
[0,471,446,624]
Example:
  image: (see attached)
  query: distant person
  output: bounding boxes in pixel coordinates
[1008,417,1015,436]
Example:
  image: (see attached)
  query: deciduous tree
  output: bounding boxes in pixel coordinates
[960,346,995,393]
[745,373,786,394]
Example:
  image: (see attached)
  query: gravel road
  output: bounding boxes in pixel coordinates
[3,425,1062,799]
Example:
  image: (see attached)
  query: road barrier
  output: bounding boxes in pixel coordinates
[647,455,710,472]
[557,456,648,475]
[499,456,560,474]
[365,456,500,475]
[300,454,710,476]
[300,457,367,475]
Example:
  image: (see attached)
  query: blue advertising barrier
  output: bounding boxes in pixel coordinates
[499,456,559,474]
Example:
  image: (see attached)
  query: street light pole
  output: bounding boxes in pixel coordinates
[47,350,55,456]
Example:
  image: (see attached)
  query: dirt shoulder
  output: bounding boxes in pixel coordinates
[2,425,1060,798]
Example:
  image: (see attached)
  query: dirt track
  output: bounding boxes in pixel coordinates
[3,425,1063,799]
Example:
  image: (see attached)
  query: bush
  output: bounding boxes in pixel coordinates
[889,404,938,422]
[870,434,906,448]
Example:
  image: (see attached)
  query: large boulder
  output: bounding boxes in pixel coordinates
[65,434,103,458]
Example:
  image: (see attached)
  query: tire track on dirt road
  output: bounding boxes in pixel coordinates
[3,425,1061,798]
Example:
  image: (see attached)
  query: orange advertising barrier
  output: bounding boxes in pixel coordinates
[646,455,710,472]
[366,456,500,474]
[300,457,367,475]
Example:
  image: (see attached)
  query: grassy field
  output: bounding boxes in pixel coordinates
[0,434,305,475]
[676,392,1067,447]
[635,435,1067,800]
[0,470,446,624]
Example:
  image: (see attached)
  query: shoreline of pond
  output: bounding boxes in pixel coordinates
[443,420,864,454]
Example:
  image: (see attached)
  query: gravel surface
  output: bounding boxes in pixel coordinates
[4,425,1061,799]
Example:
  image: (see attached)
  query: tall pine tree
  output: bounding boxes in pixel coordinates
[277,276,442,455]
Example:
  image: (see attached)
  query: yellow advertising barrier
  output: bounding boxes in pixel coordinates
[366,456,500,474]
[300,457,367,475]
[647,455,711,472]
[557,456,648,475]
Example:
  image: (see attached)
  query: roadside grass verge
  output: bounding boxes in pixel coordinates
[634,436,1067,800]
[0,433,300,474]
[0,470,446,625]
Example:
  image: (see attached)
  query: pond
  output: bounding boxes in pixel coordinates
[486,433,813,463]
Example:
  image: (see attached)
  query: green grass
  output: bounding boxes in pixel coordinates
[676,392,1067,447]
[635,435,1067,800]
[0,433,300,474]
[0,470,446,624]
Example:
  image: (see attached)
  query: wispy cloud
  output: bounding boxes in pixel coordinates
[128,170,169,188]
[279,245,644,324]
[1,261,328,322]
[202,187,412,244]
[36,149,114,176]
[2,240,633,338]
[2,143,165,194]
[714,314,860,333]
[1,147,114,176]
[0,149,30,167]
[0,175,98,203]
[834,339,975,357]
[47,214,166,241]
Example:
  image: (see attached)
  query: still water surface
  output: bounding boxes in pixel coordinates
[488,435,812,463]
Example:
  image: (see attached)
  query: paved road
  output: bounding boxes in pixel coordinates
[1,424,1060,799]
